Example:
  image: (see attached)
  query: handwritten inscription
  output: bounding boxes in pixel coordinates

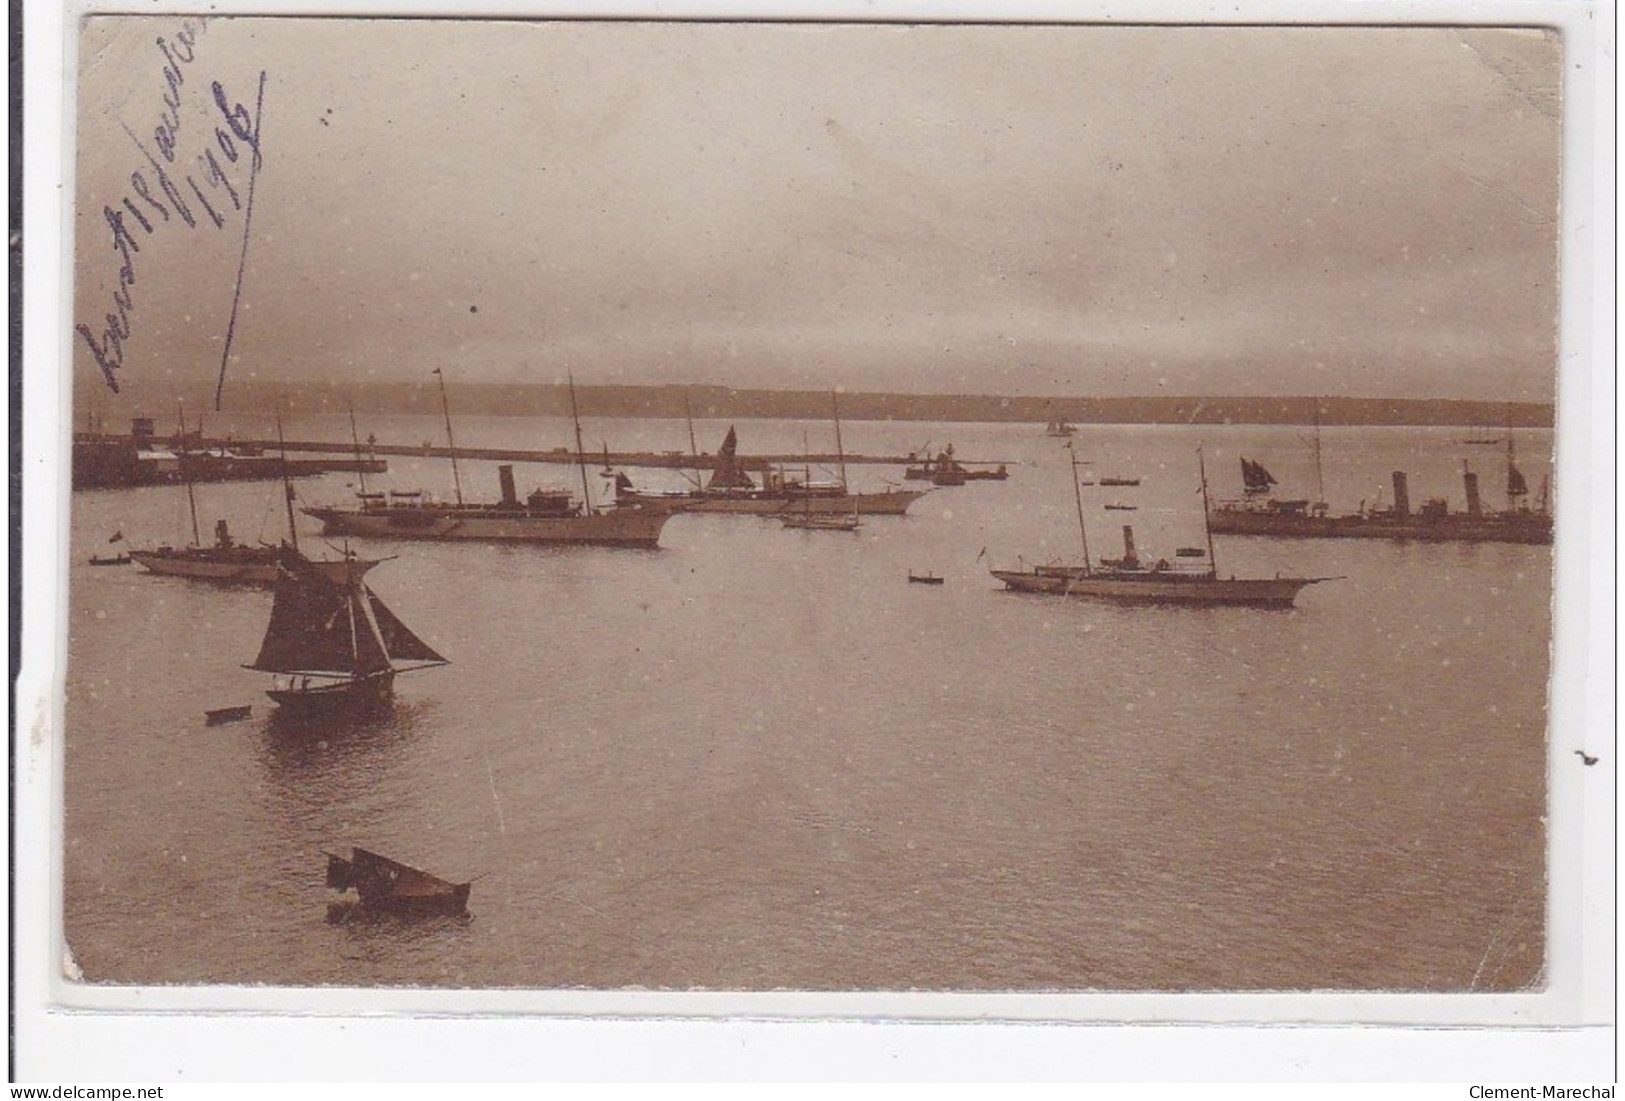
[76,18,267,402]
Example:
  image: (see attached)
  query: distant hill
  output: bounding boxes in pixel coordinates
[106,380,1555,429]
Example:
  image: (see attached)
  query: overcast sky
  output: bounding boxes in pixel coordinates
[72,17,1562,408]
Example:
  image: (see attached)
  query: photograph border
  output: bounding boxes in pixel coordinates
[16,0,1615,1080]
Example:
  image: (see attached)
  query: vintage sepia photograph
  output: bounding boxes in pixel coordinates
[40,6,1605,1052]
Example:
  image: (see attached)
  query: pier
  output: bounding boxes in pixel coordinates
[122,436,1017,474]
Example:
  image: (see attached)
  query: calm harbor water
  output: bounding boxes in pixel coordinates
[63,417,1551,991]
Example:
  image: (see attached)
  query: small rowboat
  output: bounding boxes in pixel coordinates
[204,705,252,725]
[325,847,472,920]
[908,571,945,585]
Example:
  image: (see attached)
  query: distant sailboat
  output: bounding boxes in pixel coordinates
[780,397,862,531]
[616,420,927,515]
[246,555,448,718]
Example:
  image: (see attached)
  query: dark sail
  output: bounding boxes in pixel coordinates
[1241,458,1277,494]
[1507,463,1529,498]
[366,590,449,666]
[249,567,391,676]
[706,426,756,490]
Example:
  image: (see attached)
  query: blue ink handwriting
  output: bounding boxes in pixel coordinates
[75,18,269,403]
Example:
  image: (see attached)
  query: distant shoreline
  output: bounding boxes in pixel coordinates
[86,380,1555,430]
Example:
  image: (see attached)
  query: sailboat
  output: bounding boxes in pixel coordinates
[779,497,862,531]
[779,401,862,531]
[990,447,1333,607]
[614,401,928,516]
[246,552,448,717]
[130,404,380,585]
[302,371,678,547]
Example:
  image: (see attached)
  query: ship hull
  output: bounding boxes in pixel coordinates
[780,515,861,531]
[326,849,471,920]
[303,505,673,547]
[267,672,395,718]
[1208,508,1552,546]
[990,568,1317,607]
[129,549,378,585]
[620,489,926,516]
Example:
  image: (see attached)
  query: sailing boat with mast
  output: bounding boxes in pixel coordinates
[780,397,862,531]
[246,552,448,717]
[302,371,678,547]
[990,446,1333,607]
[130,405,379,584]
[614,392,928,516]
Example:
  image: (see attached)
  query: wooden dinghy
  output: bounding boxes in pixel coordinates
[324,847,472,921]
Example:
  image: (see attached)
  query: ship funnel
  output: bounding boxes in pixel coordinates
[1463,469,1481,516]
[1121,525,1138,568]
[1392,471,1410,517]
[498,464,518,507]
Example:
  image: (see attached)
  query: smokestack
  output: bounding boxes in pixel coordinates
[1392,471,1410,517]
[1121,525,1138,567]
[498,464,518,507]
[1464,469,1481,516]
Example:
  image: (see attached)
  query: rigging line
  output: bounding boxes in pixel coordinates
[214,71,269,411]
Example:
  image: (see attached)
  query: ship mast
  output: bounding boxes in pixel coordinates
[1312,398,1327,512]
[276,406,299,552]
[1068,442,1092,575]
[432,368,464,507]
[1505,403,1514,509]
[684,393,703,489]
[1198,447,1218,576]
[177,401,200,547]
[347,403,370,499]
[803,429,813,521]
[567,372,593,511]
[831,391,849,491]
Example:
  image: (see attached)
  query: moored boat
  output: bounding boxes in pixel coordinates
[303,471,677,546]
[133,412,384,584]
[991,448,1334,608]
[130,520,380,585]
[325,847,471,919]
[780,511,862,531]
[903,444,1008,485]
[1209,455,1552,546]
[991,560,1321,606]
[614,424,929,516]
[302,373,677,547]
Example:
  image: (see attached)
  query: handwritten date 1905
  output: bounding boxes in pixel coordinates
[77,28,266,397]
